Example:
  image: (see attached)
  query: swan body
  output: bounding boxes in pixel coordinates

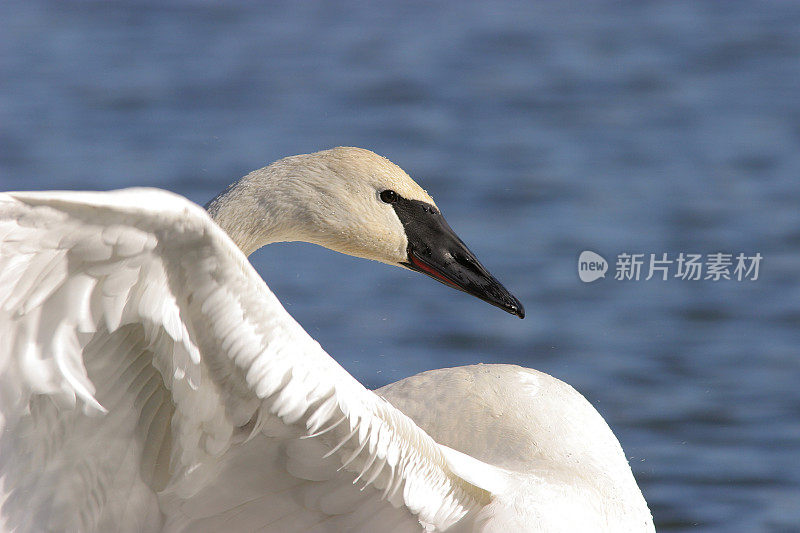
[0,147,653,532]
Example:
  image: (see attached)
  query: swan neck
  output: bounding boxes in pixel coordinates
[204,172,287,256]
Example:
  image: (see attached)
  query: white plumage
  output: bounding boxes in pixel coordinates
[0,148,654,532]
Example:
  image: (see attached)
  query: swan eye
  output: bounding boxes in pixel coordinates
[380,190,398,203]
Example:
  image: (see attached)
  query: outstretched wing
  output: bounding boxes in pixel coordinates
[0,189,492,532]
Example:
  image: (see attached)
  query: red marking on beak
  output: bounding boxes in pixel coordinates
[409,254,460,289]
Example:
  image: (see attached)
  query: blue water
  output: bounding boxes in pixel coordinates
[2,1,799,530]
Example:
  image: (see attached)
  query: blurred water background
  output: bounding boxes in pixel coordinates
[2,1,799,530]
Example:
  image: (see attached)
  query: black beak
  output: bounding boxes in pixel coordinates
[390,196,525,319]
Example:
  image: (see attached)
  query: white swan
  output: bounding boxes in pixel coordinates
[0,147,653,532]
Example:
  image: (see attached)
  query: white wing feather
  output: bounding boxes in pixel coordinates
[0,189,492,532]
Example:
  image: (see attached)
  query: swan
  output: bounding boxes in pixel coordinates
[0,147,654,532]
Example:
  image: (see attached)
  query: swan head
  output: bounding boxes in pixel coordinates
[206,147,524,318]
